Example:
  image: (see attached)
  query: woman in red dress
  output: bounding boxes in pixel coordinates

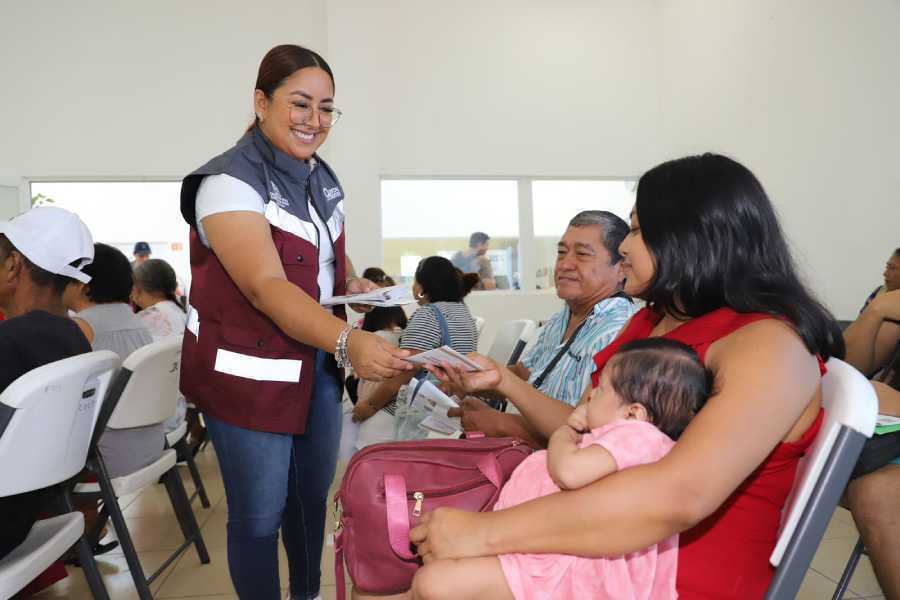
[410,153,845,599]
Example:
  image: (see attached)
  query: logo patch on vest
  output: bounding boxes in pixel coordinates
[323,186,342,201]
[269,181,290,208]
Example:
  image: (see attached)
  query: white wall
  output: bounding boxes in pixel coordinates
[2,0,898,320]
[0,0,326,188]
[325,0,664,266]
[658,0,900,318]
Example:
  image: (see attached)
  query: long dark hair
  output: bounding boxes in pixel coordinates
[82,243,134,304]
[133,259,185,312]
[416,256,479,303]
[248,44,334,133]
[635,153,844,360]
[361,307,408,332]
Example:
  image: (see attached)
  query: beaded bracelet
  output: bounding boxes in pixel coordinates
[335,325,352,369]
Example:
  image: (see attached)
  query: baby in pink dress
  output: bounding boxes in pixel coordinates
[412,338,714,600]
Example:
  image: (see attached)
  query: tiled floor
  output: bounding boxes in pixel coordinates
[31,447,886,600]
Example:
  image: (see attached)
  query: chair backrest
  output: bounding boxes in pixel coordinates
[764,358,878,599]
[486,320,537,366]
[0,350,120,496]
[474,316,486,335]
[105,336,183,430]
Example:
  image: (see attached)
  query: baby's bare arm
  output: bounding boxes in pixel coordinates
[547,426,617,490]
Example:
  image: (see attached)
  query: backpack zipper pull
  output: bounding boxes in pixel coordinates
[412,492,425,517]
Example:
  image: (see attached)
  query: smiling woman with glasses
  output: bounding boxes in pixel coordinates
[178,44,411,600]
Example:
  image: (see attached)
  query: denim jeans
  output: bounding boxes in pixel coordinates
[206,351,342,600]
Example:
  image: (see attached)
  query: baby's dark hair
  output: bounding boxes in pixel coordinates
[605,338,714,439]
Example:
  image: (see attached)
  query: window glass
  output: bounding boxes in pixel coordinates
[30,181,190,290]
[381,179,519,290]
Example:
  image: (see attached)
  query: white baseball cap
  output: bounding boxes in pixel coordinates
[0,207,94,283]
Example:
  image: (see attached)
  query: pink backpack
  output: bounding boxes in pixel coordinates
[334,436,532,598]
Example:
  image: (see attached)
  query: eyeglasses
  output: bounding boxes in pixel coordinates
[288,101,343,128]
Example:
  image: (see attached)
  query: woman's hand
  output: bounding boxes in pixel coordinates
[410,507,489,563]
[425,353,504,394]
[347,330,412,381]
[346,277,377,314]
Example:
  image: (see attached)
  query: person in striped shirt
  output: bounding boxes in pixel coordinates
[449,211,637,447]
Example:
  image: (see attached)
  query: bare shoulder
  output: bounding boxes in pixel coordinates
[708,317,814,368]
[706,317,821,433]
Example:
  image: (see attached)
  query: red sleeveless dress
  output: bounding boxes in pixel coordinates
[591,307,825,600]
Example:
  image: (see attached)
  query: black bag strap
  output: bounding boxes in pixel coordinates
[531,293,631,390]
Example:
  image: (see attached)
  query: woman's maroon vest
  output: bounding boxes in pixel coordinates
[179,129,346,434]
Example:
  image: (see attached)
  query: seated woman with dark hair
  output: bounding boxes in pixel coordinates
[410,154,845,600]
[132,258,189,434]
[841,249,900,599]
[361,266,394,287]
[352,257,479,428]
[63,243,162,479]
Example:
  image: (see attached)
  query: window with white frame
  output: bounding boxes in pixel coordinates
[29,181,191,290]
[380,179,520,289]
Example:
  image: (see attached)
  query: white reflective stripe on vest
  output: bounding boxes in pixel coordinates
[213,349,302,382]
[186,304,200,338]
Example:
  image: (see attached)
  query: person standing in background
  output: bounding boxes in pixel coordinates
[452,231,496,290]
[131,241,151,268]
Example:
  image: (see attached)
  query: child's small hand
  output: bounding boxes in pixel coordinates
[567,404,590,433]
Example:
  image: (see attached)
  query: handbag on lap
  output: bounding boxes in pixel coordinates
[333,435,531,598]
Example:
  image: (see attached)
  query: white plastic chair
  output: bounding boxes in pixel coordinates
[0,350,119,600]
[75,335,209,600]
[764,358,878,599]
[474,316,486,335]
[486,319,537,367]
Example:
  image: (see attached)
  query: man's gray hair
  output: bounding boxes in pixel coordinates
[567,210,629,263]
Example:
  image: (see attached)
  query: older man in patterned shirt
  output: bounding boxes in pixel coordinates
[450,210,637,447]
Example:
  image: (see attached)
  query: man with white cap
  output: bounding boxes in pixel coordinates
[0,207,95,563]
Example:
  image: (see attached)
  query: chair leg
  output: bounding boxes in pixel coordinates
[162,468,210,564]
[86,503,110,546]
[93,457,154,600]
[176,437,210,508]
[831,537,865,600]
[59,487,111,600]
[73,536,112,600]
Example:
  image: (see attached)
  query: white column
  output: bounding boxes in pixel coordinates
[516,178,535,291]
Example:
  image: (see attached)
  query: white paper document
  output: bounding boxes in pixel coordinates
[320,285,416,307]
[404,345,485,372]
[409,379,460,411]
[419,415,462,437]
[876,414,900,427]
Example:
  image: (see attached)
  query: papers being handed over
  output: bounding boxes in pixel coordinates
[404,345,485,372]
[320,285,416,308]
[875,414,900,435]
[408,379,463,438]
